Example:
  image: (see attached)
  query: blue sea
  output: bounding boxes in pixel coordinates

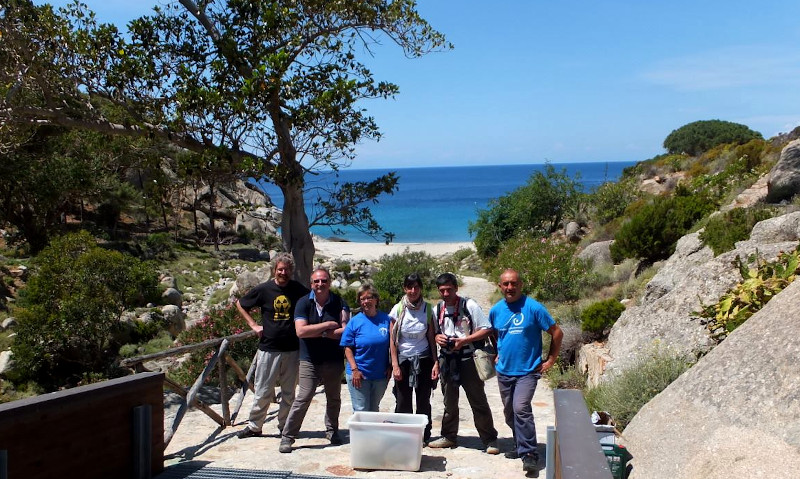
[259,162,637,243]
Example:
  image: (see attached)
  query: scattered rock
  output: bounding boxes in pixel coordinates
[1,317,16,330]
[0,350,14,376]
[162,287,183,307]
[162,305,185,337]
[577,240,613,268]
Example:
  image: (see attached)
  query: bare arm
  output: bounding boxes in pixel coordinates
[427,317,440,380]
[236,300,262,336]
[452,327,493,351]
[541,324,563,373]
[295,318,339,338]
[345,346,362,388]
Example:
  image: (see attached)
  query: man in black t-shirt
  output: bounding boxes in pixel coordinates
[278,267,349,453]
[236,253,309,439]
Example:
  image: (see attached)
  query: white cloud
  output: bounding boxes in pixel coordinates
[640,45,800,91]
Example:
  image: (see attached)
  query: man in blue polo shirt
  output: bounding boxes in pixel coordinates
[489,268,563,476]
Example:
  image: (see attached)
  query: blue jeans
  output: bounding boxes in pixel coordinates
[346,375,389,412]
[497,371,541,458]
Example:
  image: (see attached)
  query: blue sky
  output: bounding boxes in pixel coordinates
[39,0,800,169]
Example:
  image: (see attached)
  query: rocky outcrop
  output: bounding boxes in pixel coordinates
[624,279,800,479]
[191,180,281,238]
[605,212,800,377]
[766,139,800,203]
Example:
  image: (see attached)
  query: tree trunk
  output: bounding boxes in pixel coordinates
[280,181,314,287]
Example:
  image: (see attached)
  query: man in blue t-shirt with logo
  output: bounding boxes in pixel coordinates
[489,268,563,476]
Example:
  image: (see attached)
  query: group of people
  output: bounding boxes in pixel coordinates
[234,252,563,475]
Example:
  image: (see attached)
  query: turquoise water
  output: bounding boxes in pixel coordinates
[259,161,637,242]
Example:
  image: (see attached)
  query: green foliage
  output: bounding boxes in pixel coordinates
[170,305,258,386]
[700,207,776,256]
[584,349,691,430]
[470,165,584,257]
[610,192,716,263]
[1,0,450,272]
[371,249,438,309]
[489,235,591,302]
[144,232,176,260]
[589,178,641,225]
[0,378,43,404]
[119,330,174,358]
[545,365,587,390]
[581,299,625,333]
[663,120,763,156]
[11,231,158,390]
[694,246,800,340]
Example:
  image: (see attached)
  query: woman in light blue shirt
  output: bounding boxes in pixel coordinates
[340,283,392,411]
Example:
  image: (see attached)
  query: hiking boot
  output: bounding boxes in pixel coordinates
[505,450,520,459]
[326,430,343,445]
[279,437,294,453]
[236,427,262,439]
[485,441,500,455]
[522,454,539,475]
[428,437,457,448]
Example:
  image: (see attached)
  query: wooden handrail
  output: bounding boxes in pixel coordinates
[120,330,257,367]
[121,330,260,447]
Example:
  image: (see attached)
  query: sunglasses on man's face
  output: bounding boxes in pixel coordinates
[312,278,329,284]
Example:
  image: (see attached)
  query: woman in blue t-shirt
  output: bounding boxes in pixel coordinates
[340,283,392,411]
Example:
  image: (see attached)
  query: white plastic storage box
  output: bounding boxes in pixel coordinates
[348,411,428,471]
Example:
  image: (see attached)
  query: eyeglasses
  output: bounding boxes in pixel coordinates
[359,295,376,302]
[312,278,329,284]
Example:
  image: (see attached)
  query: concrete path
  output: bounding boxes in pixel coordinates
[161,276,555,478]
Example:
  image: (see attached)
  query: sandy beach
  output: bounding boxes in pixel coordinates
[313,237,474,262]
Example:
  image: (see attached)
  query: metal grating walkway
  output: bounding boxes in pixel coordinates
[155,462,339,479]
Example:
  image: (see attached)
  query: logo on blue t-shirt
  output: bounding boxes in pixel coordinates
[379,327,388,337]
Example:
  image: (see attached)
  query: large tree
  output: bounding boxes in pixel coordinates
[1,0,448,281]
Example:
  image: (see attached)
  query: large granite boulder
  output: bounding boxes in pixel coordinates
[624,279,800,479]
[577,240,614,269]
[766,139,800,203]
[605,212,800,377]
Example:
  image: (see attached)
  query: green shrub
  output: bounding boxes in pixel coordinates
[120,330,174,358]
[545,365,587,390]
[489,235,591,302]
[371,249,438,309]
[589,178,640,225]
[581,299,625,333]
[663,120,763,156]
[700,206,776,256]
[144,232,176,259]
[610,192,716,263]
[470,165,583,257]
[170,305,258,386]
[11,231,158,390]
[583,349,691,430]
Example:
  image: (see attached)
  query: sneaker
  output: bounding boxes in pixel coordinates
[427,437,457,448]
[505,450,520,459]
[236,427,262,439]
[279,437,294,453]
[522,454,539,475]
[326,431,343,445]
[485,441,500,455]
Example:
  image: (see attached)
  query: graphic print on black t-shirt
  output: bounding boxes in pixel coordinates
[273,295,292,320]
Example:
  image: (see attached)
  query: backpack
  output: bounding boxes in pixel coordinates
[434,296,484,348]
